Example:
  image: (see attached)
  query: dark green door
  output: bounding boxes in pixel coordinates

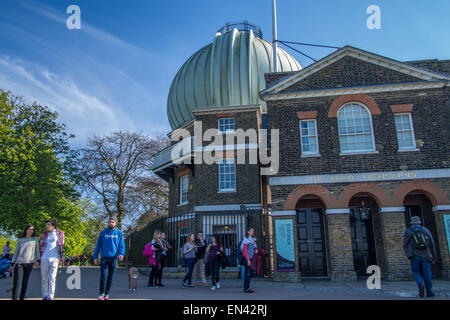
[296,208,327,277]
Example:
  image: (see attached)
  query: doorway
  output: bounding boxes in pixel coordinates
[404,193,443,278]
[296,208,328,277]
[349,195,378,277]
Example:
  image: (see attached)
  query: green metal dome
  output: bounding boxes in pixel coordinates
[167,26,302,129]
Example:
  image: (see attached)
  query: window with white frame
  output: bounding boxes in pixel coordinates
[179,175,189,204]
[218,158,236,191]
[218,118,235,133]
[337,103,375,153]
[299,119,319,155]
[394,113,417,150]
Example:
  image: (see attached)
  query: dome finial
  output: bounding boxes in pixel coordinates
[217,21,262,39]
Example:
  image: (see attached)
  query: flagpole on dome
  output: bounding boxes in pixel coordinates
[272,0,278,72]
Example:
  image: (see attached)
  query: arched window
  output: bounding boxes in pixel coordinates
[337,103,375,153]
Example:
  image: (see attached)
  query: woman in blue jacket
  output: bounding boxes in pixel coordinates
[93,216,125,300]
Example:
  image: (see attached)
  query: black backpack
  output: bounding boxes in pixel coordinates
[236,238,245,265]
[409,225,429,250]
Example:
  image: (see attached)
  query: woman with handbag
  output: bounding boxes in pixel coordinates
[147,230,163,288]
[206,235,223,291]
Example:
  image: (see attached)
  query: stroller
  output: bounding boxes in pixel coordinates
[0,254,13,279]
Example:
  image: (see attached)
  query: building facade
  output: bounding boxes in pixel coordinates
[143,24,450,282]
[261,46,450,281]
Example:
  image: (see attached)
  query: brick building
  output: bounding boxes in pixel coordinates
[146,23,450,282]
[261,46,450,281]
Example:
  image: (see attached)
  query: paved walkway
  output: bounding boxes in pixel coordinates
[1,267,449,300]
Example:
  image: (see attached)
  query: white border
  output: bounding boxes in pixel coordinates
[379,207,405,213]
[194,204,261,212]
[325,209,350,215]
[269,168,450,186]
[270,210,296,216]
[433,205,450,212]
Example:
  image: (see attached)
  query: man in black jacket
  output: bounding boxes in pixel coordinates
[403,216,437,298]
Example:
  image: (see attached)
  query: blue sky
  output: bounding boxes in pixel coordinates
[0,0,449,145]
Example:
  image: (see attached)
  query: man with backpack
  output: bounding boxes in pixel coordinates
[403,215,437,298]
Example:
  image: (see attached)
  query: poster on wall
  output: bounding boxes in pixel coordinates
[444,215,450,256]
[275,219,296,271]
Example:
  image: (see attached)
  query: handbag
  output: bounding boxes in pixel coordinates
[203,251,210,264]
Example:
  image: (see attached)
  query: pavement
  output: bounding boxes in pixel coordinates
[1,267,450,300]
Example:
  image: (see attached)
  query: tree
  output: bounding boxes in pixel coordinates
[129,175,169,230]
[79,131,169,229]
[0,90,80,236]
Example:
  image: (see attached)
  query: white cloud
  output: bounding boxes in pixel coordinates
[0,55,136,144]
[22,2,145,54]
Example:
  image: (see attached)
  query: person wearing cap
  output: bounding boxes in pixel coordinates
[93,216,125,300]
[403,215,437,298]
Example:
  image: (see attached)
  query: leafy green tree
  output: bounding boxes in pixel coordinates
[0,90,81,245]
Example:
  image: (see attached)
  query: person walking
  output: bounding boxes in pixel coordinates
[241,227,258,293]
[181,233,197,288]
[206,235,224,291]
[403,216,437,298]
[11,225,40,300]
[93,216,125,300]
[2,241,12,256]
[147,230,163,288]
[193,231,208,287]
[156,232,171,287]
[39,219,65,300]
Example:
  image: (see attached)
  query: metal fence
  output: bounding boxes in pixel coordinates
[127,205,271,276]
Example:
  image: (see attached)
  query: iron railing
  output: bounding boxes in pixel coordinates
[127,205,271,276]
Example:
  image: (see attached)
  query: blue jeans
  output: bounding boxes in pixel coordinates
[243,263,252,291]
[183,258,196,285]
[99,257,117,295]
[410,256,433,296]
[240,265,245,288]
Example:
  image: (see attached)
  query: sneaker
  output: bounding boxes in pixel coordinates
[98,295,105,300]
[216,282,220,289]
[245,288,255,293]
[181,281,187,288]
[211,286,216,291]
[104,295,110,300]
[419,285,425,298]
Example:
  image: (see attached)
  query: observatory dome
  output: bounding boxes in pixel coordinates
[167,23,302,129]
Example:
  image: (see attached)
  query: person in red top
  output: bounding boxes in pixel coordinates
[240,228,258,293]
